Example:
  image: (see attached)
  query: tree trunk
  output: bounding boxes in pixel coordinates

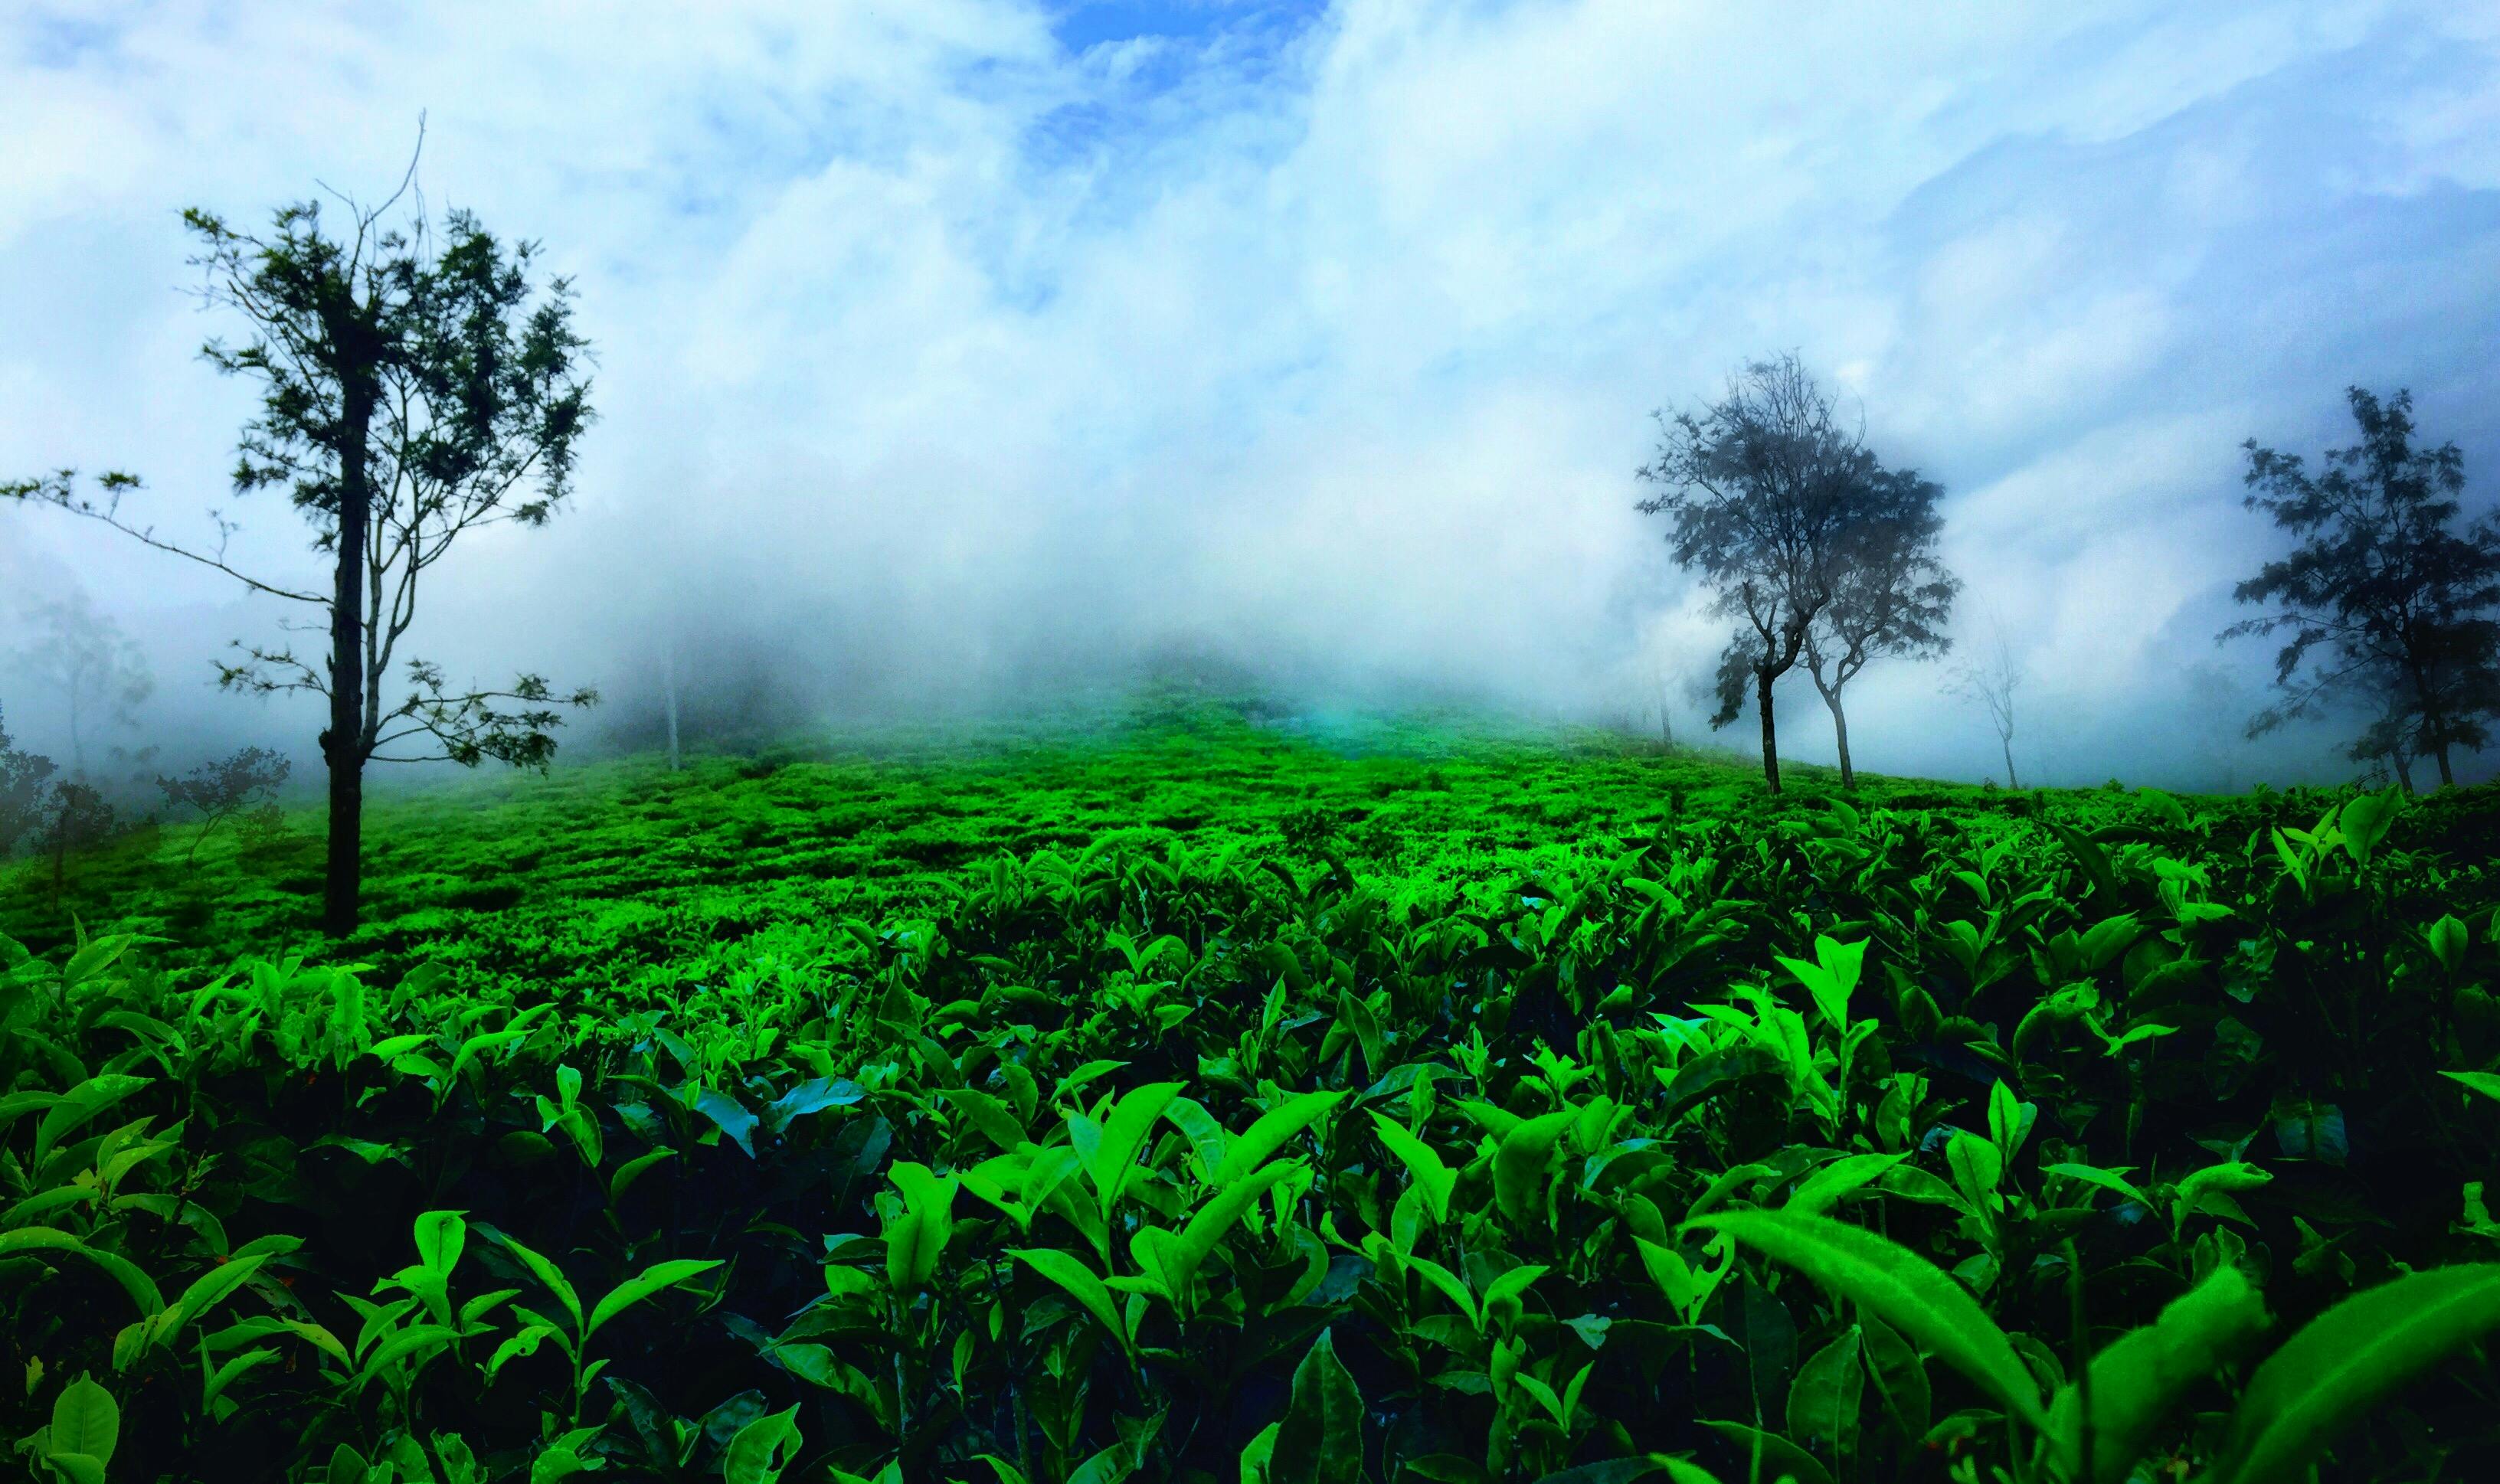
[322,394,373,937]
[2001,734,2019,792]
[1758,668,1782,794]
[1823,687,1854,791]
[2392,748,2417,795]
[2435,742,2455,789]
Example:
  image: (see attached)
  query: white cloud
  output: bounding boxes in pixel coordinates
[5,0,2498,786]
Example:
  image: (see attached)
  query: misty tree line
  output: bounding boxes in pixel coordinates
[1634,355,2500,797]
[1,556,297,884]
[7,142,2500,932]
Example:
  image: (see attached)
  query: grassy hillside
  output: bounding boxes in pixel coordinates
[7,704,2446,981]
[5,708,2047,976]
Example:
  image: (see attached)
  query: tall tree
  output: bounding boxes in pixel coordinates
[1798,465,1958,789]
[1638,354,1877,793]
[5,142,597,932]
[11,590,153,779]
[2223,387,2500,787]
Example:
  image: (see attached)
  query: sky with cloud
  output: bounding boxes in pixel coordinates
[5,0,2498,788]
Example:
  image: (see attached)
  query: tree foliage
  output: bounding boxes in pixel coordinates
[2223,387,2500,787]
[1801,465,1958,788]
[158,746,292,865]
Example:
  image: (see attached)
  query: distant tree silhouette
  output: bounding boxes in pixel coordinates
[159,746,292,865]
[1952,615,2024,789]
[11,590,152,780]
[5,129,597,932]
[0,704,60,858]
[2223,387,2500,788]
[41,781,116,901]
[1800,465,1958,789]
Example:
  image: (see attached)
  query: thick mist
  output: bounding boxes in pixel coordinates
[7,2,2500,796]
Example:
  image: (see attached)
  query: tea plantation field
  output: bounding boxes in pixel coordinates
[8,711,2500,1484]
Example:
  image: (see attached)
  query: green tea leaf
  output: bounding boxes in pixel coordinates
[1684,1208,2046,1429]
[1494,1109,1576,1224]
[1269,1329,1363,1484]
[695,1088,760,1158]
[490,1230,582,1335]
[47,1375,118,1465]
[168,1252,271,1335]
[1785,1152,1905,1217]
[2042,1162,2155,1212]
[2441,1070,2500,1105]
[883,1162,959,1293]
[2426,915,2471,975]
[586,1257,724,1339]
[2048,1266,2269,1484]
[1859,1315,1930,1442]
[1169,1162,1300,1297]
[413,1210,467,1276]
[1787,1327,1864,1460]
[2207,1264,2500,1484]
[33,1074,151,1165]
[722,1404,803,1484]
[0,1227,165,1315]
[2337,788,2400,865]
[1368,1112,1455,1223]
[1697,1420,1832,1484]
[1086,1081,1186,1215]
[1212,1090,1344,1187]
[1011,1247,1128,1352]
[607,1146,676,1205]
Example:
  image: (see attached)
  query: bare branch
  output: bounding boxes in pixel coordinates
[3,471,328,606]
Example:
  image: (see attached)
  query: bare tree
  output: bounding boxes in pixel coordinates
[1952,615,2024,789]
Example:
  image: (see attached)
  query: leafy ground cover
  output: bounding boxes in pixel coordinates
[7,705,2500,1483]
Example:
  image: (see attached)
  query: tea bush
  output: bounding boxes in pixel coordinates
[6,720,2500,1482]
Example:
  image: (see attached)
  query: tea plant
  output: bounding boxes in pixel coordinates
[5,721,2499,1481]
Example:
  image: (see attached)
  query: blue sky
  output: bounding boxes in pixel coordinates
[4,1,2498,787]
[1050,0,1326,54]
